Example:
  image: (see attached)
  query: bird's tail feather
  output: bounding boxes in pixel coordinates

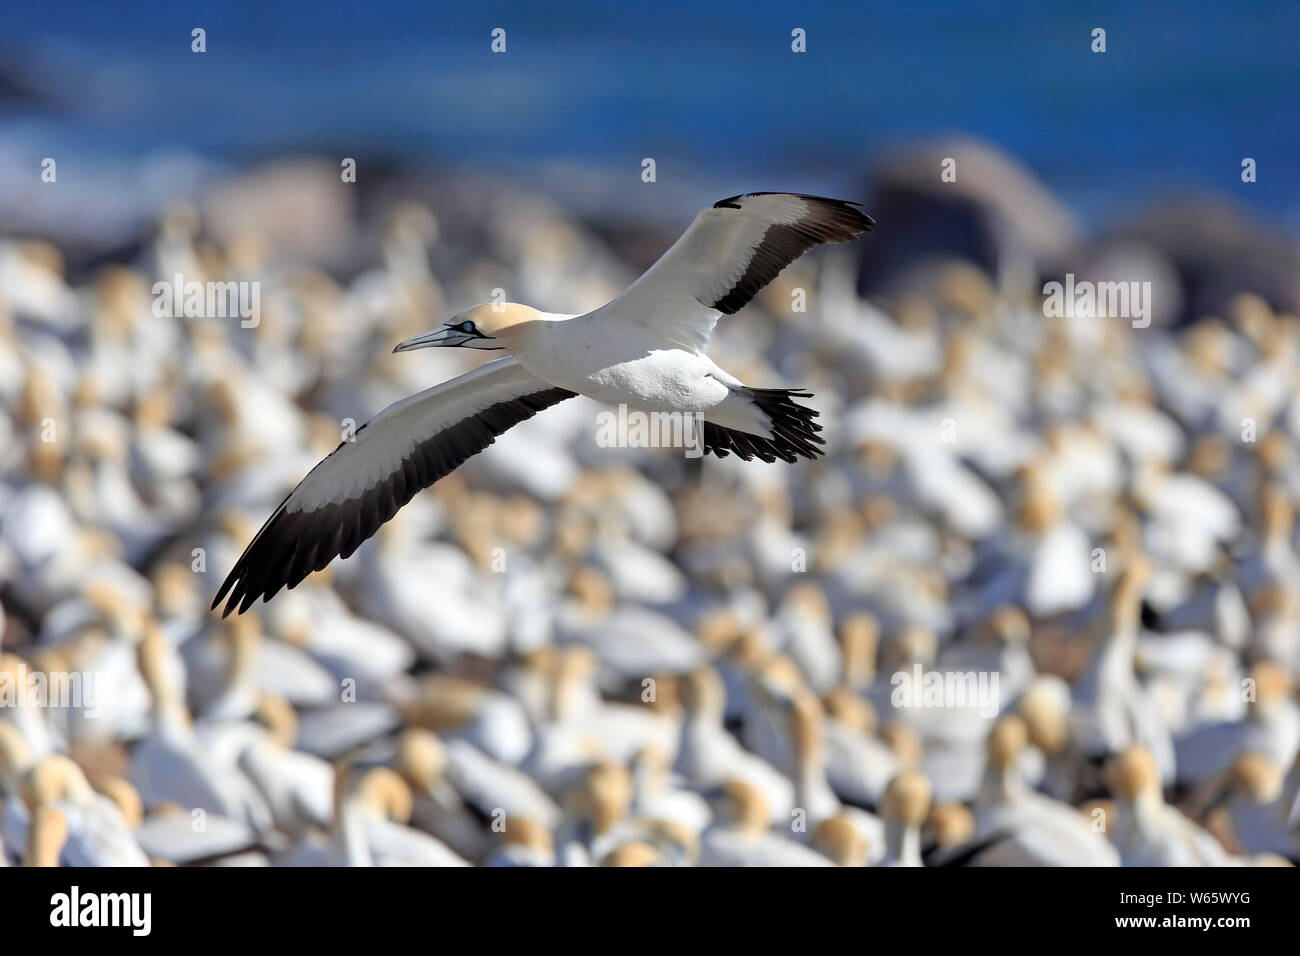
[702,389,825,463]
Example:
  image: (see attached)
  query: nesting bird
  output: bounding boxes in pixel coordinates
[5,167,1299,871]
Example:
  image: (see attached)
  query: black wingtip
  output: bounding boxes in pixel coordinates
[211,583,231,613]
[221,582,245,617]
[212,587,239,617]
[714,191,866,206]
[211,565,242,615]
[702,388,826,463]
[205,386,580,619]
[714,192,875,232]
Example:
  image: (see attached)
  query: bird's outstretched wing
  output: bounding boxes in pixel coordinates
[596,192,873,351]
[212,357,574,616]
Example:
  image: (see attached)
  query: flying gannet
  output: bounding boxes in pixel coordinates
[213,193,874,616]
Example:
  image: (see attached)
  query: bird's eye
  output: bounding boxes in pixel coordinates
[460,321,476,334]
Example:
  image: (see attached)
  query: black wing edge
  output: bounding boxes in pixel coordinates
[702,388,825,464]
[707,194,875,315]
[210,386,576,617]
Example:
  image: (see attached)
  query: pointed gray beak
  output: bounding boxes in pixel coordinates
[393,325,466,353]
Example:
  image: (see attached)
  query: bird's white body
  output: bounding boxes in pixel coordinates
[213,193,873,616]
[974,788,1120,867]
[510,314,771,434]
[1109,791,1235,867]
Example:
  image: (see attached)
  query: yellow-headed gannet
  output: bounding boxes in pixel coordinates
[213,193,873,615]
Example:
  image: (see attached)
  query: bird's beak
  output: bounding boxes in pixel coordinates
[393,325,464,353]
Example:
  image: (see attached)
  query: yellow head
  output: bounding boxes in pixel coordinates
[392,303,541,353]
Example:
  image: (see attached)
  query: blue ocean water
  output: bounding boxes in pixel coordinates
[2,0,1297,235]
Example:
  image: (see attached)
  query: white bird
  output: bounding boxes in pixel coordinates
[553,571,705,679]
[878,771,932,867]
[19,805,68,867]
[674,667,794,826]
[1134,462,1242,579]
[629,745,712,837]
[1017,675,1081,801]
[973,716,1120,866]
[263,586,415,695]
[402,672,534,766]
[587,537,688,607]
[937,604,1037,709]
[783,689,885,862]
[1106,746,1237,866]
[0,721,36,798]
[821,688,902,806]
[281,766,468,867]
[521,645,679,776]
[1202,752,1298,858]
[1174,661,1300,787]
[1071,559,1176,784]
[699,780,834,867]
[769,583,842,695]
[957,464,1094,621]
[129,629,275,836]
[482,817,556,867]
[7,756,149,867]
[0,657,60,761]
[441,739,563,830]
[235,696,334,837]
[394,729,495,862]
[358,530,510,664]
[211,194,872,615]
[553,760,655,866]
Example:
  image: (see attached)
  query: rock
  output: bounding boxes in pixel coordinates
[1105,198,1300,325]
[857,138,1080,296]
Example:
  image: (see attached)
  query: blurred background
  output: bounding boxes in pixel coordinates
[1,1,1299,867]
